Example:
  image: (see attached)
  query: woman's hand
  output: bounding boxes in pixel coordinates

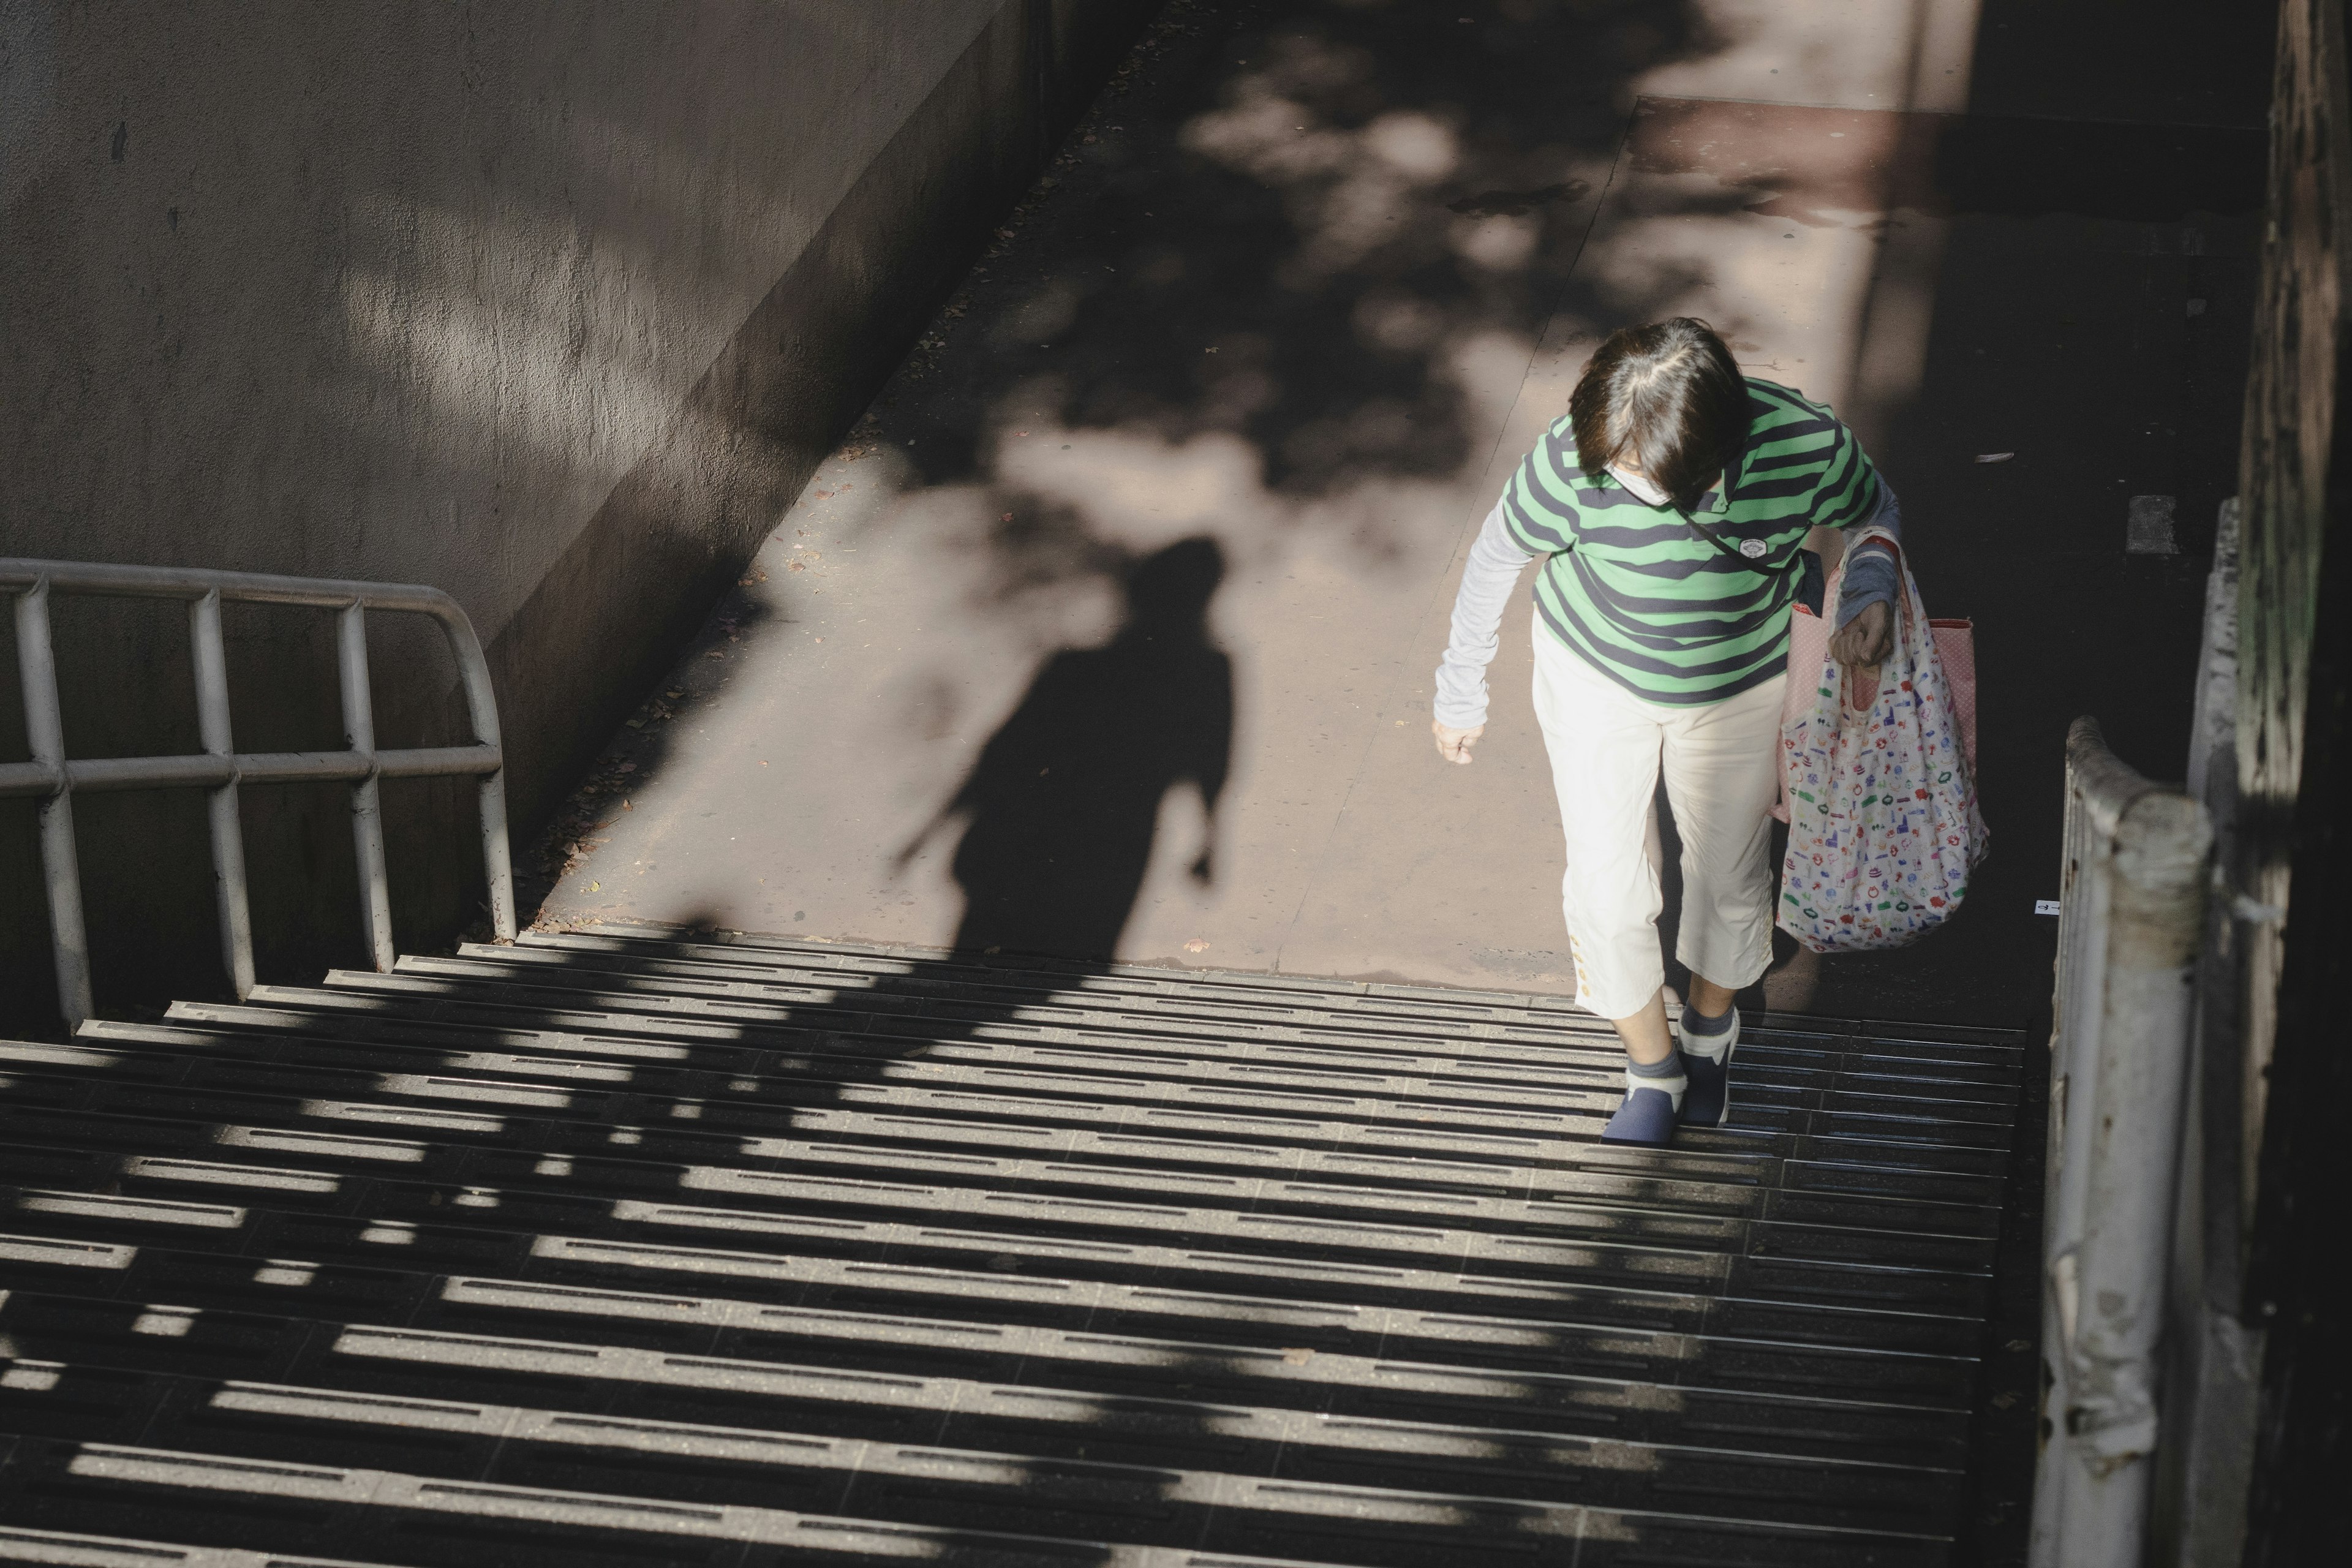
[1830,601,1893,668]
[1432,720,1485,765]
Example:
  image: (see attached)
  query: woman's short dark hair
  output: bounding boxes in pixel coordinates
[1568,318,1749,509]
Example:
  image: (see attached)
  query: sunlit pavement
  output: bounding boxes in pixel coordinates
[536,0,2269,1030]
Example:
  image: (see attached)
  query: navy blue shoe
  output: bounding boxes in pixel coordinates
[1598,1071,1686,1148]
[1677,1008,1740,1128]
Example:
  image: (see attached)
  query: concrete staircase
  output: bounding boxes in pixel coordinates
[0,927,2022,1566]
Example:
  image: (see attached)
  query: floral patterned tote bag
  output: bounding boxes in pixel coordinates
[1777,526,1989,952]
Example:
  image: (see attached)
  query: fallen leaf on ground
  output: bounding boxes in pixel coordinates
[1989,1392,2019,1409]
[1974,452,2015,464]
[1184,939,1209,953]
[1281,1348,1314,1365]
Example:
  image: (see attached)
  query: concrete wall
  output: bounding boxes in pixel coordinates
[0,0,1159,1025]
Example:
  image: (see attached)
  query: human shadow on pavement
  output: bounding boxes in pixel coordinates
[896,536,1233,963]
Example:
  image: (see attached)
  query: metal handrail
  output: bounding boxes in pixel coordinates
[2031,716,2212,1566]
[2,557,516,1028]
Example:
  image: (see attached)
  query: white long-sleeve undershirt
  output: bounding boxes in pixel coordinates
[1431,486,1903,729]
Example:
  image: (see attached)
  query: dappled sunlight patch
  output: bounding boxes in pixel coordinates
[368,1072,573,1111]
[1451,211,1542,273]
[999,425,1276,543]
[1186,92,1475,284]
[295,1098,506,1136]
[0,1362,63,1392]
[9,1167,336,1232]
[251,1261,318,1289]
[17,1192,244,1231]
[333,196,690,489]
[129,1309,198,1338]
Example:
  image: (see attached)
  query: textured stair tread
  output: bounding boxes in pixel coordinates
[459,941,2026,1069]
[355,954,2032,1088]
[0,935,2014,1566]
[0,1360,1963,1540]
[205,993,2022,1142]
[0,1108,2007,1287]
[34,1025,2023,1183]
[524,928,1616,1012]
[0,1525,398,1568]
[519,929,2023,1063]
[109,1005,2030,1115]
[0,1090,2003,1260]
[0,1163,1994,1321]
[0,1084,2010,1238]
[0,1439,1947,1567]
[0,1140,2002,1281]
[31,1038,2018,1173]
[0,1110,2004,1324]
[1,1042,2005,1259]
[0,1289,1970,1471]
[0,1188,1993,1360]
[0,1226,1980,1406]
[0,1046,2011,1284]
[142,999,2024,1158]
[0,1442,1350,1568]
[453,944,1624,1042]
[0,1176,1996,1356]
[526,928,2019,1053]
[0,1202,1985,1395]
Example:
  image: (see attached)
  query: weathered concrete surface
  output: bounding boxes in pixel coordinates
[0,0,1159,1023]
[535,0,2271,1028]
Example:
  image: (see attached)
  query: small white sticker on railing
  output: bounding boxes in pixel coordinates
[2036,899,2062,916]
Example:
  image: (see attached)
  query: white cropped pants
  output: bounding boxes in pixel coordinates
[1531,624,1785,1020]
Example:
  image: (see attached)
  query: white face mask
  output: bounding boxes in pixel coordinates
[1608,466,1670,507]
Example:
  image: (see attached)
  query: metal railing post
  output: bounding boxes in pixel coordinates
[12,578,93,1027]
[435,613,517,943]
[336,602,396,972]
[2032,718,2212,1567]
[189,589,255,999]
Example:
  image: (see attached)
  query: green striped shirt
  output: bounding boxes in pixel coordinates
[1499,378,1882,704]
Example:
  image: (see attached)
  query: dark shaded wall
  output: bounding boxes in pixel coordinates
[0,0,1160,1027]
[2236,1,2352,1558]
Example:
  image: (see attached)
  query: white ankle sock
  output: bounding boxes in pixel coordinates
[1626,1052,1688,1110]
[1678,1005,1738,1062]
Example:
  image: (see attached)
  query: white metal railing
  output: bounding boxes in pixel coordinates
[2153,498,2264,1564]
[2032,716,2214,1566]
[2,558,516,1028]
